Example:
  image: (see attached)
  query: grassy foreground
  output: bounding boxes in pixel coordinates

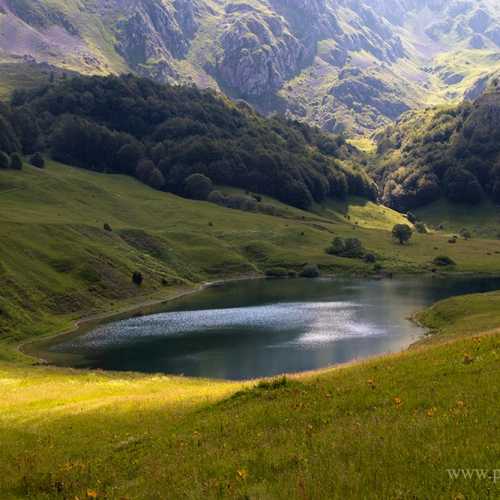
[1,291,500,498]
[2,161,500,363]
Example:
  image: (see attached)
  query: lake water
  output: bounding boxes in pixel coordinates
[40,276,500,380]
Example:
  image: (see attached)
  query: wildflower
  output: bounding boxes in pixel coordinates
[394,397,402,406]
[237,469,248,480]
[367,379,376,389]
[463,353,474,365]
[426,408,436,417]
[86,490,98,498]
[457,400,465,408]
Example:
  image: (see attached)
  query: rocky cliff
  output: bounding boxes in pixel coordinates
[1,0,500,135]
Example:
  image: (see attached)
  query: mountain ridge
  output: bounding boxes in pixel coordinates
[2,0,500,134]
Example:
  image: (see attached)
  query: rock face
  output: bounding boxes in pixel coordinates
[114,0,200,81]
[216,4,305,97]
[2,0,500,134]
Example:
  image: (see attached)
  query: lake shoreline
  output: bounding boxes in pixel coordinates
[18,271,500,376]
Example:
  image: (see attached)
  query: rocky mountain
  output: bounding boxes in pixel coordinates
[1,0,500,134]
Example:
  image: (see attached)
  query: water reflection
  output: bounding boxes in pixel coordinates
[45,276,500,380]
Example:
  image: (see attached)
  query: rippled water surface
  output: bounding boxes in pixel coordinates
[42,276,500,379]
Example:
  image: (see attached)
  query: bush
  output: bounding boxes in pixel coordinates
[132,271,144,285]
[30,152,45,169]
[9,153,23,170]
[184,173,213,200]
[265,267,289,278]
[343,238,364,258]
[459,228,472,240]
[433,255,456,267]
[207,190,226,206]
[0,151,9,169]
[326,237,346,256]
[300,264,320,278]
[326,237,364,258]
[364,253,376,263]
[415,222,428,234]
[392,224,412,245]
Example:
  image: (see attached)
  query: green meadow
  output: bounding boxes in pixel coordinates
[2,161,500,359]
[1,290,500,498]
[1,161,500,498]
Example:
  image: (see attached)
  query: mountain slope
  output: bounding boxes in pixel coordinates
[373,80,500,211]
[2,0,500,134]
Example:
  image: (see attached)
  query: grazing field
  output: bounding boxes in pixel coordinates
[1,291,500,498]
[2,161,500,362]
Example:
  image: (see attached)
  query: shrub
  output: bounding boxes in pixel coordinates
[0,151,9,169]
[364,253,376,263]
[132,271,144,285]
[326,237,364,258]
[343,238,364,258]
[30,152,45,169]
[459,228,472,240]
[184,173,213,200]
[207,190,226,206]
[415,222,428,234]
[300,264,320,278]
[9,153,23,170]
[265,267,289,278]
[392,224,412,245]
[326,237,346,256]
[433,255,456,266]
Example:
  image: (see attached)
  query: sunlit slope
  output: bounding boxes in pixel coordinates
[1,290,500,498]
[2,161,500,361]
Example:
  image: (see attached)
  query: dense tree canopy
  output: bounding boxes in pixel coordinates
[374,82,500,209]
[3,74,377,209]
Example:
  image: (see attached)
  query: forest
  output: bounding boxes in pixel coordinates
[0,75,377,209]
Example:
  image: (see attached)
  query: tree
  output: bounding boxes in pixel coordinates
[184,173,213,200]
[327,237,346,256]
[392,224,412,245]
[444,168,482,204]
[147,168,165,190]
[30,152,45,169]
[0,151,9,169]
[10,153,23,170]
[300,264,320,278]
[132,271,144,286]
[343,238,364,258]
[135,159,156,183]
[115,143,143,174]
[207,190,226,206]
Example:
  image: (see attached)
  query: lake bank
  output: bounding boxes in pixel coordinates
[26,275,500,380]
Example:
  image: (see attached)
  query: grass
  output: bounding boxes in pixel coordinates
[1,161,500,498]
[1,291,500,498]
[2,161,500,362]
[416,198,500,239]
[416,290,500,344]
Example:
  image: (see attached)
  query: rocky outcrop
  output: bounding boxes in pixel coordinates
[114,0,201,81]
[216,4,305,97]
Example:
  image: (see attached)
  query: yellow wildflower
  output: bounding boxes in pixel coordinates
[237,469,248,480]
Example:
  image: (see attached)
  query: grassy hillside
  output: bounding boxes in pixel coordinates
[415,198,500,239]
[1,290,500,498]
[2,161,500,363]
